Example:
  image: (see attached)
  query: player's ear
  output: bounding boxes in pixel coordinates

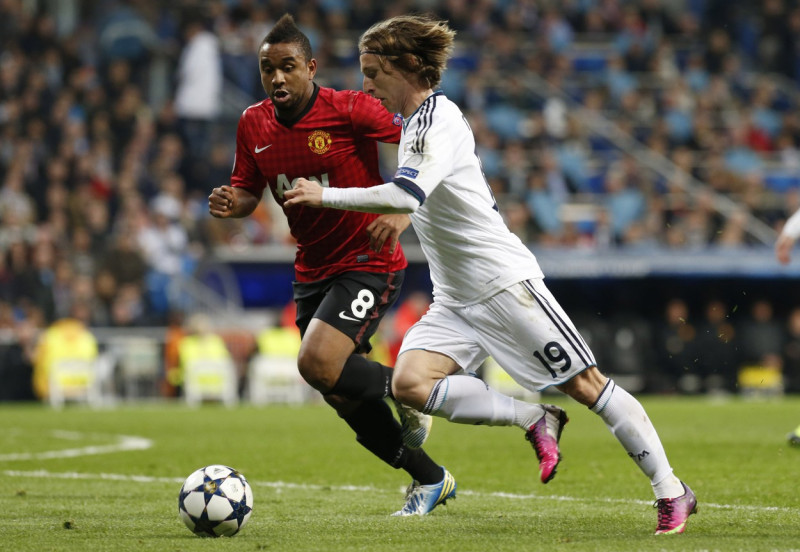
[307,58,317,79]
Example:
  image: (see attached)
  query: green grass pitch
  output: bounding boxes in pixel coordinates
[1,395,798,551]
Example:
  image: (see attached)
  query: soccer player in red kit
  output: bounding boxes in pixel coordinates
[209,14,455,515]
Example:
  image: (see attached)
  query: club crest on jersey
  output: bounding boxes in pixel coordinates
[308,130,332,154]
[392,113,403,126]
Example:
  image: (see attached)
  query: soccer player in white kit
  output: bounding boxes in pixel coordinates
[775,208,800,446]
[285,14,697,533]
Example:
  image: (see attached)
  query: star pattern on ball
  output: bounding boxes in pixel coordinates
[178,465,253,538]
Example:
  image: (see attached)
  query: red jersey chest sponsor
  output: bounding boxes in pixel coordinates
[235,93,406,282]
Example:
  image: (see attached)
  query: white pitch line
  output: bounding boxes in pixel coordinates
[456,490,800,514]
[3,470,183,484]
[0,433,153,461]
[3,469,797,515]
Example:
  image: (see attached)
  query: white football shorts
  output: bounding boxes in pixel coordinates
[399,278,597,391]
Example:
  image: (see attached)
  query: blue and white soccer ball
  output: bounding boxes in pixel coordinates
[178,464,254,537]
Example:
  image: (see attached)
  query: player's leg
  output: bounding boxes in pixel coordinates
[293,272,447,514]
[559,368,681,495]
[392,303,538,426]
[560,369,697,533]
[325,394,452,516]
[306,369,448,513]
[295,270,431,448]
[392,304,567,483]
[298,318,392,397]
[517,278,696,534]
[294,271,403,399]
[394,349,545,427]
[324,394,444,482]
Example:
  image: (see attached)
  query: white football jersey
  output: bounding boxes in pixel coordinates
[393,92,543,306]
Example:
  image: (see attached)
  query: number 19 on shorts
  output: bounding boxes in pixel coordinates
[533,341,572,379]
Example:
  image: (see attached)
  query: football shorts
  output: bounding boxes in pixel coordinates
[399,278,596,391]
[294,269,404,354]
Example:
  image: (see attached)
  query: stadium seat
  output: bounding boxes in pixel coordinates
[572,54,608,73]
[116,337,162,399]
[764,172,800,193]
[737,365,784,397]
[584,171,608,193]
[247,355,310,405]
[183,358,238,407]
[48,359,102,409]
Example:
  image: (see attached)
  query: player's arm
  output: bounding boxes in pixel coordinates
[213,109,268,219]
[287,102,454,214]
[284,179,419,214]
[776,234,795,265]
[776,207,800,264]
[209,185,261,218]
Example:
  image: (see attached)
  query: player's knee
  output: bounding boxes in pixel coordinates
[296,345,340,392]
[391,362,429,409]
[559,366,608,406]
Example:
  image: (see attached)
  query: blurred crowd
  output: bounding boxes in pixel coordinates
[3,0,800,399]
[583,294,800,396]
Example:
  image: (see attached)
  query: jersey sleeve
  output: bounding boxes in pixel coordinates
[349,91,402,144]
[392,102,457,206]
[230,110,266,196]
[782,207,800,239]
[321,182,420,214]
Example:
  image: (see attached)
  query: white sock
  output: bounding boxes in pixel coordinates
[591,380,684,499]
[423,375,543,428]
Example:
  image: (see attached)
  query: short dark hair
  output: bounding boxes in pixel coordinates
[260,14,312,61]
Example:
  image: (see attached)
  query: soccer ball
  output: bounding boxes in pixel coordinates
[178,464,254,537]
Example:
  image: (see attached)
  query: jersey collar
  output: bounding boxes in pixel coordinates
[275,82,320,128]
[403,90,444,129]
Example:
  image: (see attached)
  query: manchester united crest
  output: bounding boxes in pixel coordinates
[308,130,332,154]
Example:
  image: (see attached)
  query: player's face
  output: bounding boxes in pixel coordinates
[259,42,317,118]
[360,54,413,117]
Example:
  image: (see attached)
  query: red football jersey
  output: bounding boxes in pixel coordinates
[231,84,407,282]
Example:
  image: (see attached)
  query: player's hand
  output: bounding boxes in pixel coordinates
[367,214,410,253]
[776,233,795,265]
[209,185,236,218]
[283,178,323,208]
